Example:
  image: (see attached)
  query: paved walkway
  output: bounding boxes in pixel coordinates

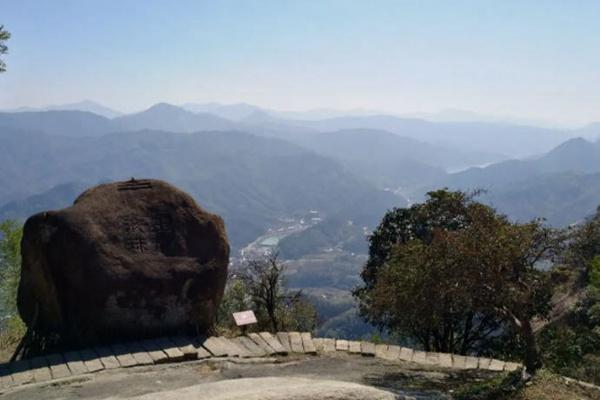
[0,332,521,390]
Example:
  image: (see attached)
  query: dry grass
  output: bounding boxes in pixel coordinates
[514,370,600,400]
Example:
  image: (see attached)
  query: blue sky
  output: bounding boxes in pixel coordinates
[1,0,599,126]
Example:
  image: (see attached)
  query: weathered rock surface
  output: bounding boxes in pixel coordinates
[109,377,398,400]
[18,179,229,344]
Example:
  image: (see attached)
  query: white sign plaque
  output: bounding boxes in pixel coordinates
[232,310,257,326]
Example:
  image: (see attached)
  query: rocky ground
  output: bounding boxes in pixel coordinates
[0,353,498,400]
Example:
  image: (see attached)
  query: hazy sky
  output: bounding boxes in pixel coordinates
[1,1,599,126]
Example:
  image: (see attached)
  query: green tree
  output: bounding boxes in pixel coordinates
[355,190,560,373]
[0,220,23,314]
[0,220,26,346]
[0,25,10,73]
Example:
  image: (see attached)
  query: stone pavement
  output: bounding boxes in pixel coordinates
[0,332,521,391]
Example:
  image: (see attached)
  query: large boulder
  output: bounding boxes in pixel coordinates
[17,179,229,345]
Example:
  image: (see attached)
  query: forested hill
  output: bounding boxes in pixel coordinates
[0,127,400,248]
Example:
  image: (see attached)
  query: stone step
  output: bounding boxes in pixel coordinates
[398,347,413,362]
[217,336,251,358]
[259,332,287,355]
[375,344,388,359]
[478,357,492,369]
[63,351,90,375]
[322,338,336,352]
[425,352,440,365]
[437,353,453,368]
[411,350,427,364]
[169,336,199,360]
[8,359,34,385]
[125,342,155,365]
[380,345,400,361]
[300,332,317,354]
[79,349,104,373]
[276,332,292,353]
[505,362,522,371]
[111,344,137,368]
[140,339,170,364]
[348,341,361,354]
[233,336,267,357]
[154,337,186,362]
[360,341,376,357]
[465,356,479,369]
[452,354,467,369]
[248,333,276,356]
[312,338,324,351]
[201,336,230,357]
[288,332,304,353]
[489,359,505,371]
[29,356,52,383]
[45,353,72,379]
[335,339,349,351]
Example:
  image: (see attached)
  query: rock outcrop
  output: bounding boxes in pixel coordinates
[17,178,229,344]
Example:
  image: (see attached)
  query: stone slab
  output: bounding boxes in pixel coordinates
[94,346,121,369]
[288,332,304,353]
[79,349,104,373]
[111,344,137,368]
[233,336,267,357]
[259,332,287,355]
[348,341,362,354]
[383,345,400,361]
[478,357,492,369]
[360,341,376,357]
[452,354,467,369]
[63,351,89,375]
[322,338,336,352]
[126,342,155,365]
[335,340,349,351]
[489,359,505,371]
[465,356,479,369]
[425,352,439,365]
[248,333,276,356]
[202,336,230,357]
[438,353,453,368]
[276,332,292,353]
[505,362,521,371]
[313,338,325,352]
[45,353,72,379]
[169,336,199,360]
[411,350,427,364]
[29,356,52,383]
[300,332,317,354]
[9,359,34,385]
[375,344,388,359]
[155,337,186,361]
[216,337,250,358]
[398,347,413,362]
[140,339,170,364]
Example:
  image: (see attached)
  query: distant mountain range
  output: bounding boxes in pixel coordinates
[428,137,600,225]
[2,100,123,119]
[3,101,600,249]
[2,101,585,158]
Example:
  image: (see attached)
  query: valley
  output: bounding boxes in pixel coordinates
[2,102,600,339]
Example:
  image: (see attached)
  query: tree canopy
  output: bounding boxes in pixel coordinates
[0,25,10,73]
[354,189,562,372]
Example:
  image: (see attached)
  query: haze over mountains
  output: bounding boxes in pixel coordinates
[2,100,600,250]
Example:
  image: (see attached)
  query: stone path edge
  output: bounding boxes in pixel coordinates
[0,332,522,391]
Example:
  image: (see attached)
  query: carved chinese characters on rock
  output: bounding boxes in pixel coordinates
[121,213,174,254]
